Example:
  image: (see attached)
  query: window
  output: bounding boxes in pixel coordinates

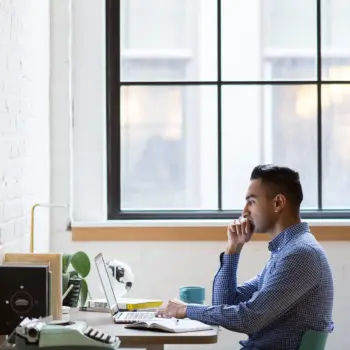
[107,0,350,220]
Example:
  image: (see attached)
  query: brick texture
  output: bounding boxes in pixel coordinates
[0,0,50,248]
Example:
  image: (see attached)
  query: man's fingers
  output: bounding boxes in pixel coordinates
[240,216,249,234]
[231,217,252,235]
[229,219,242,235]
[238,216,246,234]
[157,307,166,315]
[246,218,252,233]
[228,224,236,237]
[157,303,169,315]
[156,308,170,318]
[235,218,242,235]
[170,298,181,303]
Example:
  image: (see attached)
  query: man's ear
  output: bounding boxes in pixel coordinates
[274,194,287,212]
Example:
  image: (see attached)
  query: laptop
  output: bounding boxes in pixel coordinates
[94,253,158,324]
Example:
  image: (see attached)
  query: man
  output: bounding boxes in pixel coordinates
[158,165,334,350]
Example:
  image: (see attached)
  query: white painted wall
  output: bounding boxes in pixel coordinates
[0,0,50,257]
[47,1,350,349]
[49,0,72,234]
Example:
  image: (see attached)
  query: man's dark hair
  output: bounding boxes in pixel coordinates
[250,164,303,210]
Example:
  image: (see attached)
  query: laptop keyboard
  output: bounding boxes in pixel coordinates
[124,312,155,320]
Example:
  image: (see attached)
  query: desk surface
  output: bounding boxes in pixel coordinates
[70,309,219,347]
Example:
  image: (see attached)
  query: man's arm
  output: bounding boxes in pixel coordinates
[187,245,321,334]
[212,253,261,305]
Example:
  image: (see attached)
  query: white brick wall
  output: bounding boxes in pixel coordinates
[0,0,50,254]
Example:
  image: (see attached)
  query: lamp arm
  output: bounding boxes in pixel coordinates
[30,203,41,253]
[30,203,69,253]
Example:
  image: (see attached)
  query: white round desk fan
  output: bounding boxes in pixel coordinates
[105,259,135,297]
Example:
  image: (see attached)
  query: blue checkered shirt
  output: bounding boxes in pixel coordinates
[186,222,334,350]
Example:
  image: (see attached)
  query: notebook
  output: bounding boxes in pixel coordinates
[125,318,213,333]
[84,297,162,311]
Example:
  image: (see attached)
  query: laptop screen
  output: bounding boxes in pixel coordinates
[94,253,118,313]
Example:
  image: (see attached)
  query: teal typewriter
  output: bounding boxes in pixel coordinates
[13,318,121,350]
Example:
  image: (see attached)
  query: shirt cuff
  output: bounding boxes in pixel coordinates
[220,251,240,267]
[185,304,209,320]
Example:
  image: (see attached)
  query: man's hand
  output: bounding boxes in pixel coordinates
[226,216,254,254]
[156,298,187,319]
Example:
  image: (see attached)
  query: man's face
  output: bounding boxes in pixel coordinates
[243,179,278,233]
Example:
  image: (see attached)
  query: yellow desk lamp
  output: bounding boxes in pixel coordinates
[30,203,69,253]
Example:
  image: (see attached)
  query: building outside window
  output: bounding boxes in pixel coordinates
[110,0,350,218]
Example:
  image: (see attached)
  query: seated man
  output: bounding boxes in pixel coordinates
[158,165,334,350]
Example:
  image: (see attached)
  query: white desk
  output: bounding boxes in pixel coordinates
[70,309,219,350]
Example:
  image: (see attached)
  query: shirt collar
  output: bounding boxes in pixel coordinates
[268,222,309,252]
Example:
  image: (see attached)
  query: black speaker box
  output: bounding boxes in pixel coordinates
[0,263,50,334]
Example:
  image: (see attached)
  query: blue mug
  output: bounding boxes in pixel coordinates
[180,286,205,304]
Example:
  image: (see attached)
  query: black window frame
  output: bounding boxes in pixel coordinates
[106,0,350,220]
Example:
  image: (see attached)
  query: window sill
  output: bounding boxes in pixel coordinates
[71,219,350,241]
